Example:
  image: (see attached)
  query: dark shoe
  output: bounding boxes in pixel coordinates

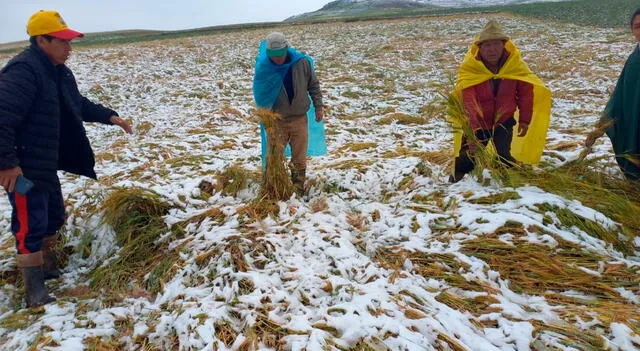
[448,172,465,183]
[291,169,306,197]
[42,235,61,280]
[17,252,56,308]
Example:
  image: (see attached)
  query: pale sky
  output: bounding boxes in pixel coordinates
[0,0,331,44]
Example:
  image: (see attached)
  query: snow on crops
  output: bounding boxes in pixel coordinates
[0,14,638,351]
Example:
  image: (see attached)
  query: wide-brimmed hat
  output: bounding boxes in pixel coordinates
[475,20,509,45]
[27,10,83,40]
[265,32,288,57]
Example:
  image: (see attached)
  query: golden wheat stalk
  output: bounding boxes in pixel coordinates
[443,89,518,177]
[254,108,295,201]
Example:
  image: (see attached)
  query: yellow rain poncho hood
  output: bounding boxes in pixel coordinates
[452,40,552,164]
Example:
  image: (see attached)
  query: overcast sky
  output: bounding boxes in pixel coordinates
[1,0,330,44]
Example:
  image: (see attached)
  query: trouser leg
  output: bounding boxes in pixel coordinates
[42,188,65,280]
[278,116,308,194]
[451,130,491,183]
[289,116,308,195]
[493,119,517,166]
[8,188,60,306]
[276,118,293,169]
[452,147,474,183]
[8,190,49,254]
[285,115,308,171]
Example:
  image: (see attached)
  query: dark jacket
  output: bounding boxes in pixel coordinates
[601,45,640,180]
[272,58,323,120]
[0,44,117,192]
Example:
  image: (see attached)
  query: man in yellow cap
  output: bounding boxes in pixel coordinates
[450,20,551,182]
[0,10,133,307]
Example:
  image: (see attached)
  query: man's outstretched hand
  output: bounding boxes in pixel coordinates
[110,115,134,134]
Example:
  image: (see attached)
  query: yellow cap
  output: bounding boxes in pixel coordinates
[27,10,83,40]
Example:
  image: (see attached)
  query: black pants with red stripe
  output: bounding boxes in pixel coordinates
[7,186,65,254]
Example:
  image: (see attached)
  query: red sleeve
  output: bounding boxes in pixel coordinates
[462,86,482,130]
[516,81,534,125]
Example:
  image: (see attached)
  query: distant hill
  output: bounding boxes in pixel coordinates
[497,0,638,28]
[424,0,565,6]
[321,0,434,10]
[286,0,638,28]
[286,0,568,21]
[285,0,435,21]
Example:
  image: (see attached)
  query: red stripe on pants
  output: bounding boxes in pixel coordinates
[15,193,30,254]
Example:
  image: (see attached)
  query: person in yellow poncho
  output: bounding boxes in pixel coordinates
[450,20,552,183]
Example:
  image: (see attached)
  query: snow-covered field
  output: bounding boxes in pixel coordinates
[421,0,567,7]
[0,14,639,351]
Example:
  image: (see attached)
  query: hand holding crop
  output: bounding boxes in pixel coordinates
[584,129,605,148]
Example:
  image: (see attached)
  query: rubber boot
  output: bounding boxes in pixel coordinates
[291,169,306,197]
[17,252,56,308]
[42,234,61,280]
